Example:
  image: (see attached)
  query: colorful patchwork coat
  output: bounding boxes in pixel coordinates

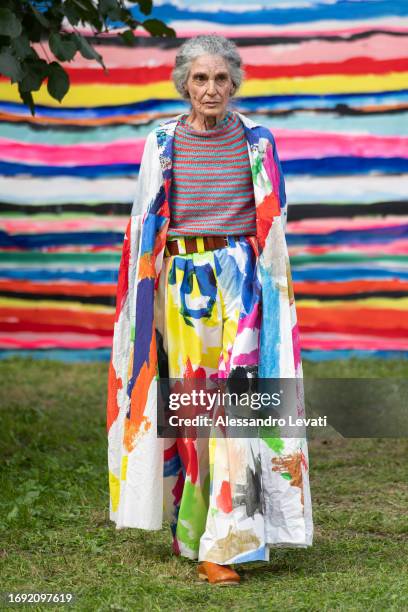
[106,111,313,560]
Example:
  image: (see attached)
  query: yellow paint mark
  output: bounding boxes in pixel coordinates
[109,470,120,513]
[121,455,128,481]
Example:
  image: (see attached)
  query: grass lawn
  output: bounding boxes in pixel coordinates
[1,357,407,611]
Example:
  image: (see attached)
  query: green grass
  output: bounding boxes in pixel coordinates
[1,357,407,611]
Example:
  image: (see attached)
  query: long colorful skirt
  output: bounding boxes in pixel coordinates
[155,235,312,564]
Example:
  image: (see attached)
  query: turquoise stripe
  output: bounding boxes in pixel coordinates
[2,112,405,145]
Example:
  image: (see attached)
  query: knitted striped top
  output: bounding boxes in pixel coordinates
[167,111,257,236]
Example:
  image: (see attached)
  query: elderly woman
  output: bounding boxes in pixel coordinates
[106,34,313,585]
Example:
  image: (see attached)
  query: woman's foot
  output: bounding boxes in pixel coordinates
[198,561,240,585]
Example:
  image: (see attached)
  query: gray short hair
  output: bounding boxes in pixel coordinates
[172,34,244,99]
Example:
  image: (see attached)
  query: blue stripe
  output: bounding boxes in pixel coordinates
[0,162,139,178]
[1,90,407,118]
[283,157,408,176]
[0,348,405,363]
[2,157,407,178]
[287,225,408,246]
[0,230,124,249]
[0,269,118,282]
[125,1,408,25]
[292,268,408,281]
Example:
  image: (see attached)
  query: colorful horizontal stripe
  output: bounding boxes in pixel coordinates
[1,1,407,360]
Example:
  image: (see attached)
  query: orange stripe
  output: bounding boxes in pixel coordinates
[297,307,408,331]
[0,307,114,329]
[294,279,408,295]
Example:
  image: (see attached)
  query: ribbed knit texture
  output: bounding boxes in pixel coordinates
[167,111,257,236]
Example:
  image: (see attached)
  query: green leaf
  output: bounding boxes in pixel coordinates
[0,8,22,38]
[19,58,48,92]
[47,62,70,102]
[142,18,176,38]
[136,0,153,16]
[119,30,136,46]
[73,34,105,68]
[0,49,24,82]
[31,6,50,28]
[17,84,35,115]
[21,13,43,43]
[99,0,117,12]
[63,1,81,26]
[71,0,104,30]
[99,0,123,21]
[11,34,33,60]
[49,32,77,62]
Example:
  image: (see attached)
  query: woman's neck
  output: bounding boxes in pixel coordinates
[186,109,228,131]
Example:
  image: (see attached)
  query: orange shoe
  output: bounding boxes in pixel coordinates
[198,561,240,586]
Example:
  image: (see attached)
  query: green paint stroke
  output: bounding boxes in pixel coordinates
[176,474,210,552]
[261,432,285,454]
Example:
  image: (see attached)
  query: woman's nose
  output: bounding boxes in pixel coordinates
[207,79,217,95]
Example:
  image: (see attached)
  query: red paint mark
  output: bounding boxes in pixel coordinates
[106,360,122,433]
[124,322,156,452]
[114,220,131,322]
[216,480,233,513]
[177,438,198,485]
[256,192,280,250]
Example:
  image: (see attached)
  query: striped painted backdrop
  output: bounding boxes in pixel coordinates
[1,0,407,362]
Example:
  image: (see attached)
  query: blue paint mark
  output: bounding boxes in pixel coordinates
[127,276,155,397]
[164,454,182,477]
[259,268,280,378]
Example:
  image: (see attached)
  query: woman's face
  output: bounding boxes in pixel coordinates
[185,54,233,121]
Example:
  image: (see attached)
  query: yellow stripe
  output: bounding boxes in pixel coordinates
[1,72,407,107]
[0,296,114,312]
[297,298,408,310]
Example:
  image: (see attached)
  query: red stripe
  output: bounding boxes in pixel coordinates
[15,57,407,85]
[0,321,112,335]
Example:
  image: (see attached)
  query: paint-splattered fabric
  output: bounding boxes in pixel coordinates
[106,111,313,551]
[156,235,265,562]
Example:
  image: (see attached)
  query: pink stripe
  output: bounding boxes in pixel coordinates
[2,133,407,166]
[0,138,144,166]
[288,217,408,234]
[0,217,128,233]
[288,239,408,256]
[33,33,406,69]
[0,333,112,349]
[272,131,408,160]
[299,332,408,351]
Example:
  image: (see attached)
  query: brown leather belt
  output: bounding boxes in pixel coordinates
[165,235,232,256]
